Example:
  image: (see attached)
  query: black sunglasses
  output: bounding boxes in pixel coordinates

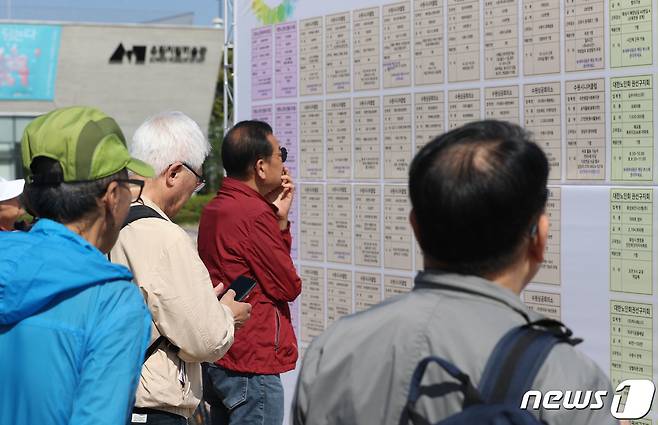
[256,146,288,165]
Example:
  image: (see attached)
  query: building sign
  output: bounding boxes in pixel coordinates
[0,24,61,100]
[109,43,207,64]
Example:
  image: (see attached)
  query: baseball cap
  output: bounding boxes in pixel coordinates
[21,106,154,183]
[0,177,24,202]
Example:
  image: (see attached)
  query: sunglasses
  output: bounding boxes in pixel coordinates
[255,146,288,166]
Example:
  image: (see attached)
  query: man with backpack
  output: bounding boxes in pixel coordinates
[109,111,252,425]
[292,121,620,425]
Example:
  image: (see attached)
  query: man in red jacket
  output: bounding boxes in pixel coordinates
[198,120,302,425]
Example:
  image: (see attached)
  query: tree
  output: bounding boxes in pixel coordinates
[204,48,233,193]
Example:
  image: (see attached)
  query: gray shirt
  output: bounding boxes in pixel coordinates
[293,271,616,425]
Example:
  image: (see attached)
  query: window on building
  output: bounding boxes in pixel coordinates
[0,116,36,179]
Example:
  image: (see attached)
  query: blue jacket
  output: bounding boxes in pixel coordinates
[0,219,151,425]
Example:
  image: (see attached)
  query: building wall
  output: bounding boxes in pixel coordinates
[0,22,222,139]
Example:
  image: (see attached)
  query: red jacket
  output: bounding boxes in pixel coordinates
[198,178,302,374]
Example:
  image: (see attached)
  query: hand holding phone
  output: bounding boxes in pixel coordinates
[228,275,257,301]
[219,276,255,330]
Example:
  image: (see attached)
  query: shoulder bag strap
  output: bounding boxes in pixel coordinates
[114,204,168,363]
[478,319,582,404]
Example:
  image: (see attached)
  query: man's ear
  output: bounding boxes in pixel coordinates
[529,213,549,263]
[409,209,421,245]
[254,158,267,180]
[165,163,183,188]
[100,180,121,219]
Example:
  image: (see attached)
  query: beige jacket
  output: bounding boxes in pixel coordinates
[110,197,235,418]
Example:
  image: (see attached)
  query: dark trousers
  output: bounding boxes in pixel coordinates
[128,407,187,425]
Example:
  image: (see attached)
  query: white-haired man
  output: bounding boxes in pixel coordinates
[110,111,252,425]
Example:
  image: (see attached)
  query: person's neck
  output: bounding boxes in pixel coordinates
[483,268,528,295]
[424,257,529,295]
[142,186,173,218]
[65,217,106,252]
[231,176,269,197]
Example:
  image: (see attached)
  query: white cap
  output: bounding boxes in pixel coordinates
[0,177,25,202]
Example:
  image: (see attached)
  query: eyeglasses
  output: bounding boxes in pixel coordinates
[115,179,144,203]
[181,162,206,193]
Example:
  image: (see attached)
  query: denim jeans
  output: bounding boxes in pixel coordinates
[202,363,284,425]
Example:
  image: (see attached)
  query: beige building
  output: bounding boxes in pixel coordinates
[0,21,223,178]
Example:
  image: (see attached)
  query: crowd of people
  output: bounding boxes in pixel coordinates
[0,107,624,425]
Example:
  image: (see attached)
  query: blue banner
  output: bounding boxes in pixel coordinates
[0,25,61,100]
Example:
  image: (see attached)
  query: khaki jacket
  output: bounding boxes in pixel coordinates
[110,197,234,418]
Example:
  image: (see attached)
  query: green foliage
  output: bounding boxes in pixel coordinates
[178,48,233,228]
[203,49,234,195]
[173,193,215,225]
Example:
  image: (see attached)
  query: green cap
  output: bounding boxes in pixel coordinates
[21,106,155,183]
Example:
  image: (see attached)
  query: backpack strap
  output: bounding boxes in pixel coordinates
[123,204,166,228]
[143,335,167,364]
[408,356,483,407]
[108,204,165,262]
[118,204,169,364]
[404,356,484,425]
[478,319,582,405]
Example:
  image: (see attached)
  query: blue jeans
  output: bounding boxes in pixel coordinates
[203,363,284,425]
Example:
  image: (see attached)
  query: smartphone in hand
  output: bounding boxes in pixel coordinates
[228,275,257,301]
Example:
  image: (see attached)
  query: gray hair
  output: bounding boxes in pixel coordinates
[130,111,211,175]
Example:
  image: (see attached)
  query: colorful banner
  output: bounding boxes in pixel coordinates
[0,25,61,100]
